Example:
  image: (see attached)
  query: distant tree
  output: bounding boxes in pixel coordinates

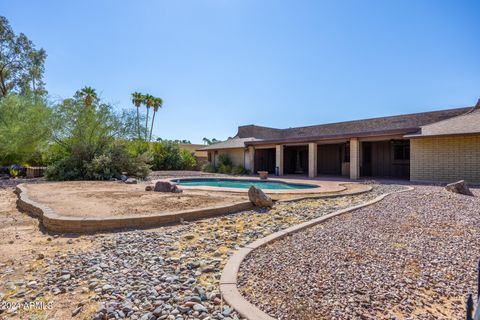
[131,92,143,139]
[202,137,221,145]
[75,86,97,107]
[143,94,154,140]
[149,97,163,141]
[0,94,52,165]
[0,16,47,98]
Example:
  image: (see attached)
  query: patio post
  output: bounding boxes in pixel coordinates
[350,138,360,179]
[248,146,255,173]
[275,145,284,176]
[308,142,317,177]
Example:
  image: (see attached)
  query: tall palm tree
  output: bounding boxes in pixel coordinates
[76,86,97,107]
[131,92,143,139]
[149,97,163,141]
[143,94,154,140]
[202,137,211,145]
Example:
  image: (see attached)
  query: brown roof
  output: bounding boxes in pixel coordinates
[238,107,472,144]
[406,107,480,138]
[199,106,476,150]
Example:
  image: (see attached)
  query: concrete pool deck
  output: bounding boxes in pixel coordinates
[162,176,347,194]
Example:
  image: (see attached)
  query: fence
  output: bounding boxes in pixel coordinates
[26,167,47,178]
[466,261,480,320]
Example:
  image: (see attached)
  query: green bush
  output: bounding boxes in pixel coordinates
[202,163,217,173]
[180,149,197,170]
[218,164,232,174]
[151,141,198,170]
[217,154,232,167]
[45,91,150,180]
[231,165,247,175]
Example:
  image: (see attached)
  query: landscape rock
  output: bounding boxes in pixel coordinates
[145,185,154,192]
[445,180,474,196]
[248,185,273,208]
[154,181,182,193]
[125,178,137,184]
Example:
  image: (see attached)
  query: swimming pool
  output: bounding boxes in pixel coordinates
[172,178,317,190]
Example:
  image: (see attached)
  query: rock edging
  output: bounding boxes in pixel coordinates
[15,183,253,233]
[219,186,414,320]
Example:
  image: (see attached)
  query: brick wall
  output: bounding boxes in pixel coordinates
[410,136,480,183]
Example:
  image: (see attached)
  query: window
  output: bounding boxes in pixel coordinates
[208,152,212,162]
[393,141,410,161]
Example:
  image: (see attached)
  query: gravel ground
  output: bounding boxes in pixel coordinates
[238,186,480,320]
[0,184,401,319]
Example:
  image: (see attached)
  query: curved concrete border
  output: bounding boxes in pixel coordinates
[220,186,415,320]
[15,184,253,233]
[165,176,347,194]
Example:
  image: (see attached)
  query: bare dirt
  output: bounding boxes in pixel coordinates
[25,181,248,218]
[0,187,99,320]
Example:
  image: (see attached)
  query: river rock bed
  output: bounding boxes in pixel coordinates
[1,184,402,319]
[238,185,480,320]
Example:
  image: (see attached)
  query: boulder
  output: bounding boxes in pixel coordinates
[248,185,273,208]
[445,180,474,196]
[145,185,154,191]
[125,178,137,184]
[154,181,183,193]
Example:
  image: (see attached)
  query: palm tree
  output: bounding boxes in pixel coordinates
[131,92,143,139]
[76,86,97,107]
[202,137,211,145]
[143,94,154,140]
[149,97,163,141]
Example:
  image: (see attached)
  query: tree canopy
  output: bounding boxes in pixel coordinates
[0,16,47,98]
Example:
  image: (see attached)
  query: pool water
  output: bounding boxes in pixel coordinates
[172,178,317,190]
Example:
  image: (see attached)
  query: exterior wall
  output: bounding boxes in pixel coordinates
[411,136,480,183]
[213,148,246,168]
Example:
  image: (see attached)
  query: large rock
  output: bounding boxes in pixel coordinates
[445,180,474,196]
[248,185,273,208]
[125,178,137,184]
[154,181,182,193]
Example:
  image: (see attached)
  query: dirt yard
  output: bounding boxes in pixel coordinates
[25,181,248,218]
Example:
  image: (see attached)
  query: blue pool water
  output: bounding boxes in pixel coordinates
[172,178,317,190]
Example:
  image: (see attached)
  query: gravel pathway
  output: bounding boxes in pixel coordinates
[1,184,401,319]
[238,186,480,320]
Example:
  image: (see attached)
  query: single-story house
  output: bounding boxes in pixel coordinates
[198,99,480,183]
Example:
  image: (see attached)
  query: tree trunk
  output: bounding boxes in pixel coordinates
[136,107,140,139]
[149,111,156,141]
[145,107,150,140]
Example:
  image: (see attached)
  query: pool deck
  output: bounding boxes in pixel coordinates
[160,176,347,194]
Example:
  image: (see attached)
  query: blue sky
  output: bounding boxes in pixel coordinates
[2,0,479,143]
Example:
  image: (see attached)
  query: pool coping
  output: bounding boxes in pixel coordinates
[162,176,346,194]
[14,183,253,233]
[219,186,415,320]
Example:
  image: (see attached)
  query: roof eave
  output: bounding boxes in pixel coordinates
[405,132,480,139]
[245,128,420,145]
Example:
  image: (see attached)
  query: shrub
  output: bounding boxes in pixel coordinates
[45,91,150,180]
[218,164,232,174]
[180,149,197,170]
[202,163,216,173]
[217,154,232,167]
[231,165,247,175]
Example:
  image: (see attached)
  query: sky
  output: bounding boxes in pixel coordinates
[2,0,479,143]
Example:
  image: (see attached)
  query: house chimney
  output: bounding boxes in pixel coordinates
[476,98,480,110]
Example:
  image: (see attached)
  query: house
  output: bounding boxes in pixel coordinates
[198,100,480,183]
